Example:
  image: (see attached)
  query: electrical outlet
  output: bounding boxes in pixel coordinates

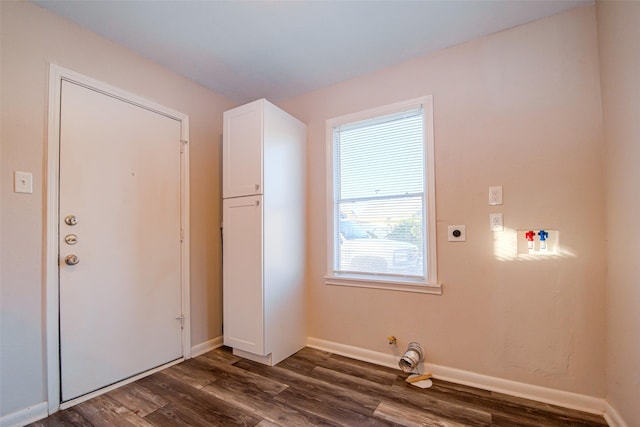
[14,171,33,194]
[489,186,503,205]
[448,225,466,242]
[489,213,503,232]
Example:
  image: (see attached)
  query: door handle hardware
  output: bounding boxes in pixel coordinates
[255,184,260,191]
[64,215,78,226]
[64,254,80,266]
[65,234,78,245]
[176,314,185,329]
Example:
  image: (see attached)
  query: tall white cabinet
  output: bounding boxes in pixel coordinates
[222,99,306,366]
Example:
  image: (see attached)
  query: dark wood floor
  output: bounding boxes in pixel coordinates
[30,346,607,426]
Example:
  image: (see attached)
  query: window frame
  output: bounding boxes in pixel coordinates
[325,96,440,294]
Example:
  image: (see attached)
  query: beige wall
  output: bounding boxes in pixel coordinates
[280,4,607,396]
[597,1,640,425]
[1,0,624,419]
[0,1,234,415]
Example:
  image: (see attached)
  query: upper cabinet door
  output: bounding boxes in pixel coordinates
[223,100,264,198]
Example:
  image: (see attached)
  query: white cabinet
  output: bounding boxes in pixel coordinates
[222,99,306,366]
[222,195,264,354]
[223,101,263,198]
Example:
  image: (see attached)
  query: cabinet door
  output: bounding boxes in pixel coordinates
[223,101,263,198]
[223,195,264,354]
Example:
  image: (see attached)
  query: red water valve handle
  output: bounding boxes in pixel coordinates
[525,231,535,241]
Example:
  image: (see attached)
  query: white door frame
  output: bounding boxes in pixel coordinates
[45,64,191,413]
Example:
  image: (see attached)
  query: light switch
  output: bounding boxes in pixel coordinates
[14,171,33,194]
[489,186,503,205]
[490,213,504,232]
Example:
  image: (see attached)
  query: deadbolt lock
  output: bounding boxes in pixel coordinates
[64,215,78,226]
[64,254,79,266]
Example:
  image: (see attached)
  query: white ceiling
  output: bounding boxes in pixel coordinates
[33,0,591,103]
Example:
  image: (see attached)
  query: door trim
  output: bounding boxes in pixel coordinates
[45,64,191,413]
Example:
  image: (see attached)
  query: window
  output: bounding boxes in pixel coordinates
[325,96,439,294]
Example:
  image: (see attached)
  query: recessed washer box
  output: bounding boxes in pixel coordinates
[517,229,559,255]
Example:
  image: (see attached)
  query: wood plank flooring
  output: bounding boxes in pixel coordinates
[30,347,607,426]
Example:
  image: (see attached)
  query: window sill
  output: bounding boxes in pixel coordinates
[324,275,442,295]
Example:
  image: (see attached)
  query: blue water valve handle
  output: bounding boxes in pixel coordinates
[538,230,549,241]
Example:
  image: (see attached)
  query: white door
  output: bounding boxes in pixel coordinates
[223,195,264,354]
[223,100,263,198]
[59,80,183,401]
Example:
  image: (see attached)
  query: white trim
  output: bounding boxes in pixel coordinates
[423,96,437,284]
[604,402,629,427]
[191,336,224,358]
[60,358,183,410]
[181,126,192,360]
[0,402,48,427]
[45,64,191,414]
[307,337,606,416]
[45,64,63,415]
[324,96,438,291]
[308,337,398,368]
[325,276,441,294]
[233,348,273,366]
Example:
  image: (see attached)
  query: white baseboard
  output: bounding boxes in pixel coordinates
[0,401,48,427]
[191,336,223,358]
[604,402,629,427]
[307,337,606,417]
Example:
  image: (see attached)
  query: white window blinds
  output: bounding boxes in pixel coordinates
[332,106,426,280]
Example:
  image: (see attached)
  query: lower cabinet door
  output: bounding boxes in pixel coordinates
[223,195,265,354]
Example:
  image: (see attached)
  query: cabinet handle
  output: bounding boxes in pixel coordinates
[255,200,260,207]
[255,184,260,191]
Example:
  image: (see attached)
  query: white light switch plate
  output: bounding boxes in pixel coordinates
[490,213,504,232]
[14,171,33,194]
[489,186,503,205]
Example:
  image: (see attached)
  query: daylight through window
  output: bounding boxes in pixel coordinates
[326,97,438,293]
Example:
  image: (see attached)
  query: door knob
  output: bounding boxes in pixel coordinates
[64,234,78,245]
[64,254,80,265]
[64,215,78,226]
